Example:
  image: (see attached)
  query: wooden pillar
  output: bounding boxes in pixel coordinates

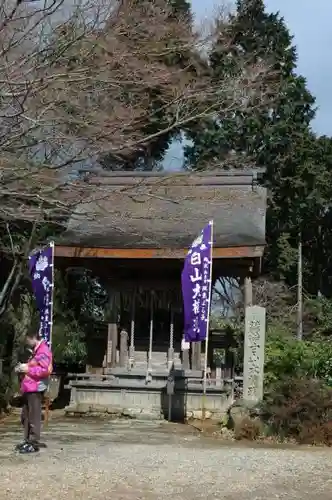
[146,292,154,382]
[107,323,118,368]
[105,290,120,369]
[215,365,222,387]
[192,342,201,370]
[182,349,190,370]
[181,337,190,370]
[167,306,174,369]
[244,276,253,308]
[119,329,128,368]
[198,342,202,370]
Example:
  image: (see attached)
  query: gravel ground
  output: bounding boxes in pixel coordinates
[1,417,332,500]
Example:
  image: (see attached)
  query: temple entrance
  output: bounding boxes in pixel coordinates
[57,256,255,421]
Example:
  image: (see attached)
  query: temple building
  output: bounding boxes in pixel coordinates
[54,170,267,419]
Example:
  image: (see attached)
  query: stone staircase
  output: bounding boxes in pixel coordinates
[133,350,182,371]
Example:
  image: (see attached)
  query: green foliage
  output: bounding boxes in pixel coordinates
[266,319,293,340]
[0,262,109,373]
[261,377,332,445]
[209,314,244,372]
[305,296,332,336]
[210,315,242,335]
[264,335,332,388]
[0,269,89,369]
[51,321,86,366]
[0,373,10,413]
[51,270,88,366]
[168,0,191,17]
[65,269,107,325]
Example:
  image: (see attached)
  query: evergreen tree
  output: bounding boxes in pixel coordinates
[184,0,332,291]
[185,0,315,169]
[168,0,191,18]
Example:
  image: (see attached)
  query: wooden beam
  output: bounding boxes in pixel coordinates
[54,245,264,259]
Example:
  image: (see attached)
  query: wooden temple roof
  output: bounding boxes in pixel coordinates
[56,170,267,260]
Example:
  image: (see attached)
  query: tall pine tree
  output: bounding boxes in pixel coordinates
[185,0,315,169]
[184,0,332,291]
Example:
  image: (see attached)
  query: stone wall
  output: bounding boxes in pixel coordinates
[66,379,233,420]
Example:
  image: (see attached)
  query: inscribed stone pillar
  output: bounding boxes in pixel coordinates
[119,329,128,368]
[243,305,266,403]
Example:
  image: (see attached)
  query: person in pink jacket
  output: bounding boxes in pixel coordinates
[15,330,53,454]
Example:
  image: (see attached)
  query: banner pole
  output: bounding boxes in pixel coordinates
[45,241,55,428]
[202,220,214,420]
[146,292,154,383]
[49,241,55,347]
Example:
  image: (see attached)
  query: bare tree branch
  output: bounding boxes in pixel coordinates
[0,0,279,316]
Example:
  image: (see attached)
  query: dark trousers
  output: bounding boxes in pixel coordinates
[21,392,42,444]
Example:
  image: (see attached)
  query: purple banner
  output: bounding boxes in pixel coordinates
[181,222,213,342]
[28,242,54,345]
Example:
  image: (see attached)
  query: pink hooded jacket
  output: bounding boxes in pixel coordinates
[20,340,53,394]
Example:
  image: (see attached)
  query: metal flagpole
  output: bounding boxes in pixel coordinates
[49,241,55,346]
[146,292,154,383]
[129,289,136,369]
[45,241,55,428]
[202,220,214,419]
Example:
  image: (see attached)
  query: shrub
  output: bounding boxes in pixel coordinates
[298,420,332,446]
[264,335,332,388]
[261,377,332,444]
[233,416,262,441]
[0,374,10,414]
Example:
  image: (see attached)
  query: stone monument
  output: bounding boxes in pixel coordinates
[243,305,266,403]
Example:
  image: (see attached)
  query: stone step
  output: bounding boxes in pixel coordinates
[135,351,148,361]
[134,351,167,361]
[133,351,182,370]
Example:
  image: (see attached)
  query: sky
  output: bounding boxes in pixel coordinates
[191,0,332,136]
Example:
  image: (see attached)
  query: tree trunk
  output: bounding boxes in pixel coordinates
[297,232,303,340]
[0,261,22,318]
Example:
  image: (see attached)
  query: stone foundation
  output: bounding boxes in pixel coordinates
[65,370,234,420]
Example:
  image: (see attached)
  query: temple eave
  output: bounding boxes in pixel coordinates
[54,245,265,259]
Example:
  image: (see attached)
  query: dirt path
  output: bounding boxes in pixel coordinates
[1,417,331,499]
